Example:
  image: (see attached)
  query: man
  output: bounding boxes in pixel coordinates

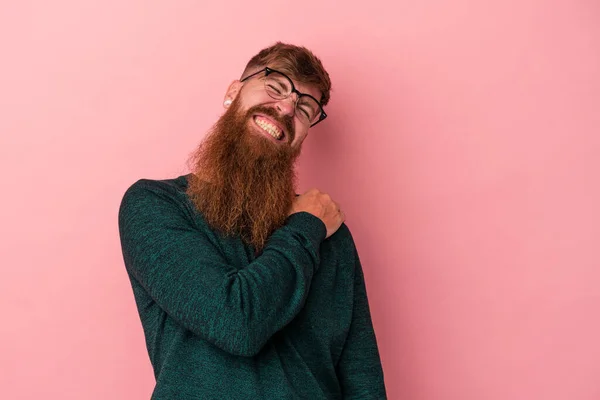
[118,42,387,399]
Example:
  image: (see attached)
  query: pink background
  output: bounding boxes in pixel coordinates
[1,1,599,399]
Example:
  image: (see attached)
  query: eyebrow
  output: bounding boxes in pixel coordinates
[293,84,322,104]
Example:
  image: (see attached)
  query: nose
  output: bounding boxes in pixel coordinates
[275,95,297,117]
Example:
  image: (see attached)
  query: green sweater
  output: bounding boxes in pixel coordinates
[118,174,387,399]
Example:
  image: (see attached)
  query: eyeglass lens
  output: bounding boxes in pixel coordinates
[264,73,320,124]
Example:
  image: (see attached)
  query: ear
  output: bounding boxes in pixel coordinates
[223,80,243,108]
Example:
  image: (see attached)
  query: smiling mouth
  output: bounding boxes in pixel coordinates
[253,116,285,141]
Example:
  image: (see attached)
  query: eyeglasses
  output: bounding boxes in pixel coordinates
[240,67,327,127]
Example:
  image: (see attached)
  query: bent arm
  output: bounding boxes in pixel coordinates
[118,181,326,357]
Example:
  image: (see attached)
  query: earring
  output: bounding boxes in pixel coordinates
[224,99,232,107]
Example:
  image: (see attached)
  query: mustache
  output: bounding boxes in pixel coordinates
[245,105,295,142]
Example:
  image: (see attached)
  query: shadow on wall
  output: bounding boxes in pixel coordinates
[299,45,422,248]
[297,45,421,391]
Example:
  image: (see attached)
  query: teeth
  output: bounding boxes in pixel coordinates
[255,118,282,140]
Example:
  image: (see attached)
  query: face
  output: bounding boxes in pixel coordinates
[223,68,323,151]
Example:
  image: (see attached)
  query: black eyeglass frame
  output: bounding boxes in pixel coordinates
[240,67,327,127]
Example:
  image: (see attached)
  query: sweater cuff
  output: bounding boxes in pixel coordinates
[284,212,327,247]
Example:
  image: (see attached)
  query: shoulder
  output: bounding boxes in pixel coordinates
[324,222,360,260]
[118,174,193,221]
[121,174,190,203]
[123,174,189,197]
[333,222,355,245]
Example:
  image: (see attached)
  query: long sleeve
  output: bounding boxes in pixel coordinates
[118,180,326,357]
[336,247,387,399]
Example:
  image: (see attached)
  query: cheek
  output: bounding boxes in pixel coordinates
[237,89,269,111]
[292,124,309,144]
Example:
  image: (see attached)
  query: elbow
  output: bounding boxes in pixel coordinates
[218,332,267,358]
[188,319,267,358]
[229,325,269,357]
[231,342,264,358]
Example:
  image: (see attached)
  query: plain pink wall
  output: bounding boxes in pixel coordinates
[1,1,598,399]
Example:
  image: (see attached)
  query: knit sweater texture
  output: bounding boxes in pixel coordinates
[118,174,387,399]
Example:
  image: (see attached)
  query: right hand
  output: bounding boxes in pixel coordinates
[289,188,345,239]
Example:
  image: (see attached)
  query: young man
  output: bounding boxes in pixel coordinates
[118,42,387,399]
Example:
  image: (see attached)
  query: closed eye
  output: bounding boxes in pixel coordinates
[266,83,284,95]
[298,106,311,118]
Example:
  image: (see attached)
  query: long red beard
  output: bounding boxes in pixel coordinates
[186,97,302,253]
